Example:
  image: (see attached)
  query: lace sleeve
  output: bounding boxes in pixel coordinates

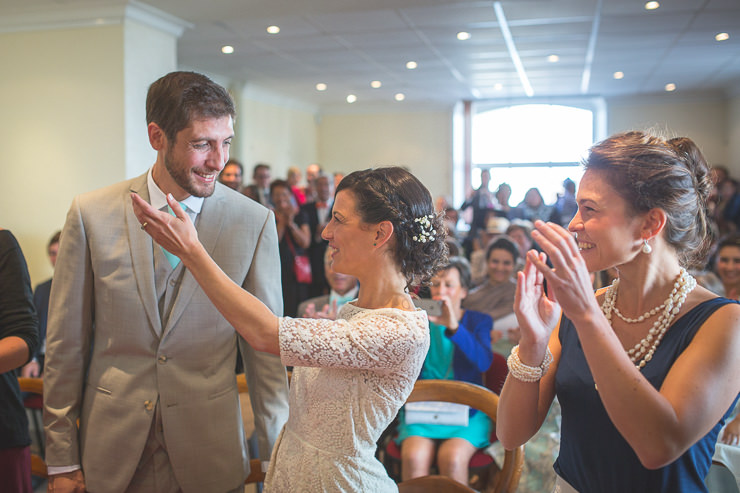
[279,309,428,371]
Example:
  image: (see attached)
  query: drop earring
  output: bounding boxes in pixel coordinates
[641,239,652,254]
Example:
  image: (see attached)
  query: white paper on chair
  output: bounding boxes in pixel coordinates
[494,312,519,332]
[405,401,469,426]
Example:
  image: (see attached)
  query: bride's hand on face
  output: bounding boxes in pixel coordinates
[515,252,560,346]
[131,193,200,259]
[527,220,600,321]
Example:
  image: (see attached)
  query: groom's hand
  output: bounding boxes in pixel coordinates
[48,470,86,493]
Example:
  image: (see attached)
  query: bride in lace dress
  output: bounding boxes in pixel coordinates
[132,166,448,492]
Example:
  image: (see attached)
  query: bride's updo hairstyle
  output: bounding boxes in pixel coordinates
[585,131,712,267]
[336,166,448,288]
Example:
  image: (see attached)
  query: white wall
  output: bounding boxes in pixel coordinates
[318,108,454,204]
[235,84,319,182]
[124,19,177,179]
[606,91,730,169]
[0,25,126,285]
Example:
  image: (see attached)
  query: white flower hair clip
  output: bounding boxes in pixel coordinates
[413,214,436,243]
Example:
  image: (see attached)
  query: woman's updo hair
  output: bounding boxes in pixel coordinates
[335,166,448,287]
[486,235,520,265]
[585,131,712,267]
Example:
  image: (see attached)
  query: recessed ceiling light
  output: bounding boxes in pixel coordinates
[315,83,327,91]
[406,61,418,70]
[715,32,730,42]
[394,93,405,101]
[613,71,624,79]
[266,25,280,34]
[547,54,559,63]
[645,1,659,10]
[494,83,503,91]
[665,83,676,92]
[370,80,382,89]
[346,94,357,103]
[457,32,471,41]
[221,45,234,54]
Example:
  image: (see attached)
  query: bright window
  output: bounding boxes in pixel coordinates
[471,103,597,204]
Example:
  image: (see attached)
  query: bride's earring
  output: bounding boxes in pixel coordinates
[641,239,652,254]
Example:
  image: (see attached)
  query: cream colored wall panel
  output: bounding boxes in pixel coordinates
[237,95,319,182]
[0,26,125,284]
[607,94,729,169]
[318,110,453,205]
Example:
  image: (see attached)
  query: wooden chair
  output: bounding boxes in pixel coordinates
[17,377,48,479]
[380,354,510,486]
[396,379,524,493]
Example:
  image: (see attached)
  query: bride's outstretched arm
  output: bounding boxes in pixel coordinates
[131,192,280,354]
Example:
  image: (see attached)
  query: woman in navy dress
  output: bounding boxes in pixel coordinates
[497,131,740,492]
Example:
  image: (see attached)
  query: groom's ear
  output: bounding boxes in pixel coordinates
[148,122,168,151]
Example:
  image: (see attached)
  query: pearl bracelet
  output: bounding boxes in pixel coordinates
[507,345,553,383]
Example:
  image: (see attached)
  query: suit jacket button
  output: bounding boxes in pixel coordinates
[158,355,168,364]
[144,400,154,411]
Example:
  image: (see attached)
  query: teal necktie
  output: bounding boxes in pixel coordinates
[161,202,187,269]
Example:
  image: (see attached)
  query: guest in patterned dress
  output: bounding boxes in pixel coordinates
[497,131,740,493]
[132,166,448,492]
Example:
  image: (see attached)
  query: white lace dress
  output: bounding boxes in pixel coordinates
[263,303,430,492]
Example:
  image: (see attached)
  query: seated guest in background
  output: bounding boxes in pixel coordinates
[333,171,345,190]
[132,166,448,492]
[21,230,60,378]
[463,236,519,357]
[271,179,312,317]
[300,172,333,297]
[242,162,273,207]
[497,131,740,493]
[218,158,243,191]
[494,182,513,218]
[460,169,495,240]
[304,163,322,203]
[506,219,535,265]
[714,233,740,299]
[443,206,461,239]
[397,256,493,486]
[298,247,359,319]
[287,166,307,205]
[0,229,39,493]
[469,216,510,286]
[511,187,553,223]
[717,178,740,236]
[549,178,578,227]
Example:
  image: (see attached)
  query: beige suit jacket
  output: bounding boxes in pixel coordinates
[43,173,289,493]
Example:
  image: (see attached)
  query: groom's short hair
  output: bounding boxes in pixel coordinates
[146,71,236,142]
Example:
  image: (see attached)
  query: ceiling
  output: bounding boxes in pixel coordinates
[3,0,740,109]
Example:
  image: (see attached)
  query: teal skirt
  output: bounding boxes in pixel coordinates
[396,408,492,449]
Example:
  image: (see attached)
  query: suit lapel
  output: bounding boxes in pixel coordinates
[126,175,163,336]
[163,186,227,336]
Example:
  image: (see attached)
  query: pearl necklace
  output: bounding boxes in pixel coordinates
[601,268,696,370]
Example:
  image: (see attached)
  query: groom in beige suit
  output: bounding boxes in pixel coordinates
[43,72,289,493]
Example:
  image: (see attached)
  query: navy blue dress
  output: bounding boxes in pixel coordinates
[554,297,740,492]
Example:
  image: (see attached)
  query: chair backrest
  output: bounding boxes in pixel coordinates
[17,376,43,395]
[398,379,524,493]
[17,377,48,479]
